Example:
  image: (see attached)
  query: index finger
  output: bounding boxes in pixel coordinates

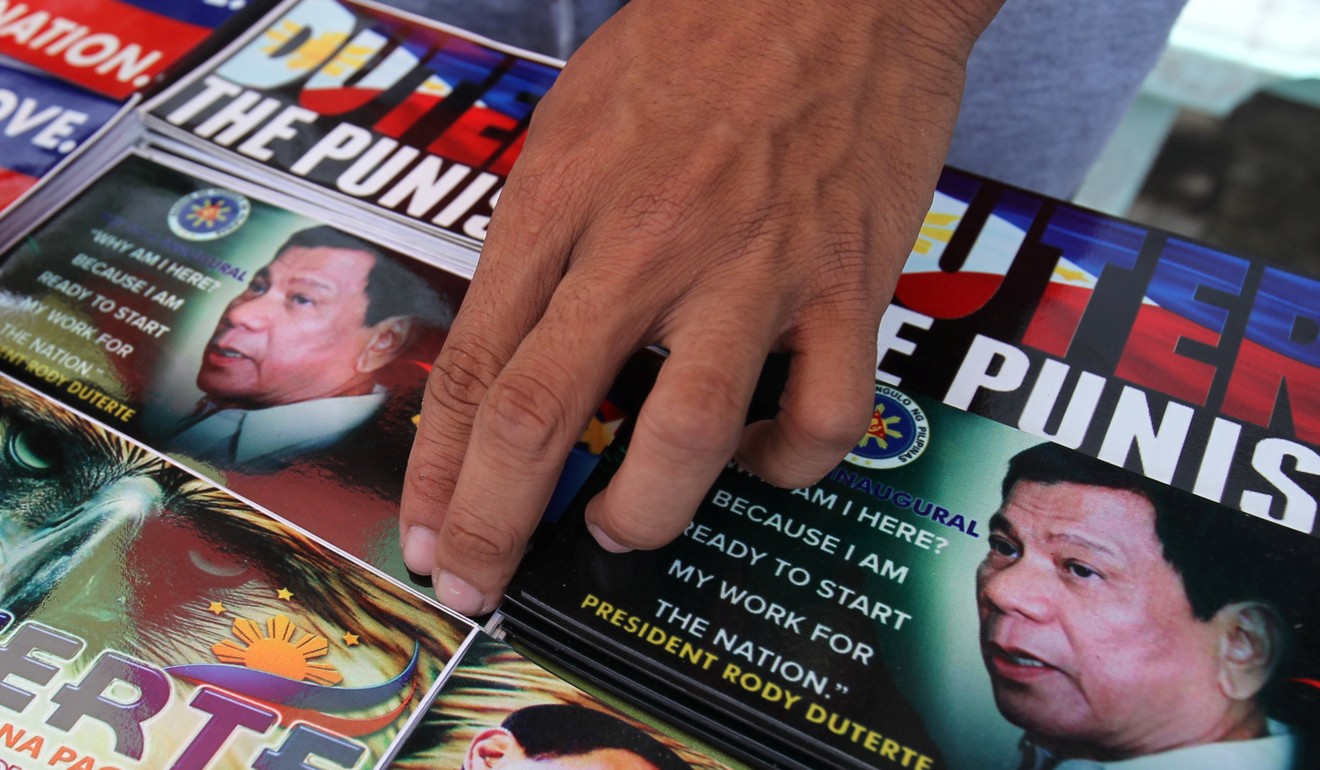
[398,172,575,578]
[426,273,647,613]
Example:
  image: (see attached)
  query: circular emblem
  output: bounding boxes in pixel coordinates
[168,188,250,241]
[843,385,929,469]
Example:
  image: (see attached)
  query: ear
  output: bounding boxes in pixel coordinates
[356,316,414,373]
[465,727,523,770]
[1214,601,1281,701]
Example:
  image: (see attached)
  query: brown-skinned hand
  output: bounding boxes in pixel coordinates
[400,0,1003,614]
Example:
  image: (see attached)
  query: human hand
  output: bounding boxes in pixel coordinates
[400,0,1002,614]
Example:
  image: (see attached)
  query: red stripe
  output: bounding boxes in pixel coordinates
[1223,337,1320,444]
[300,87,389,116]
[0,169,39,210]
[1021,283,1091,358]
[1115,305,1219,407]
[0,0,208,98]
[174,678,419,738]
[895,271,1007,320]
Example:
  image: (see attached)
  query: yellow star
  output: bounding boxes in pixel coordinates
[208,601,225,615]
[342,632,360,646]
[277,588,294,601]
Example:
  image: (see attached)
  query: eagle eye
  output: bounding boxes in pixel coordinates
[6,421,61,475]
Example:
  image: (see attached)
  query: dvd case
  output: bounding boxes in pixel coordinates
[503,374,1320,770]
[0,0,271,100]
[143,0,561,261]
[884,169,1318,534]
[0,372,471,766]
[0,146,468,580]
[1,4,1316,768]
[0,139,637,587]
[0,59,142,246]
[0,367,752,768]
[0,60,125,210]
[399,632,749,769]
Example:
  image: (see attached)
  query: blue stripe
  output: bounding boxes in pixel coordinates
[112,0,241,30]
[0,64,121,178]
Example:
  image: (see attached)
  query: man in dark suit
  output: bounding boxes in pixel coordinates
[979,443,1312,769]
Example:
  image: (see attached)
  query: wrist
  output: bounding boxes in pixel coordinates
[620,0,1004,86]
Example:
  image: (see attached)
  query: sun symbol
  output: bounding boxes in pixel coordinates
[912,211,961,255]
[259,20,301,53]
[296,33,348,72]
[212,615,343,685]
[186,199,231,229]
[321,43,375,78]
[260,21,349,71]
[858,402,903,450]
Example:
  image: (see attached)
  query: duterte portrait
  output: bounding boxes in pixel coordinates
[977,442,1316,770]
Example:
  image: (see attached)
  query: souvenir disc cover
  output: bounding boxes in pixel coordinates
[0,0,259,99]
[398,632,750,770]
[883,169,1318,532]
[0,374,473,767]
[0,149,468,579]
[0,60,128,214]
[505,382,1320,770]
[145,0,561,251]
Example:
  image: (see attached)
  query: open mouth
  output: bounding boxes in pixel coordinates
[205,342,252,363]
[986,643,1058,679]
[1001,652,1046,667]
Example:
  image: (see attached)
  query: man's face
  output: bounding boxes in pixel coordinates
[197,245,380,408]
[976,481,1226,757]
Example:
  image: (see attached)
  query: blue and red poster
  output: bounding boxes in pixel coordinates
[145,0,562,248]
[885,169,1319,535]
[0,61,124,210]
[0,0,252,98]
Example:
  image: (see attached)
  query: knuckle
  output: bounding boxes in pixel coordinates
[640,366,745,461]
[443,512,523,568]
[403,447,459,509]
[428,336,505,414]
[788,396,871,457]
[752,396,871,489]
[478,368,573,461]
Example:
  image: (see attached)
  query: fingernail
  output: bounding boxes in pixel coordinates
[588,524,633,554]
[435,570,488,616]
[401,526,437,575]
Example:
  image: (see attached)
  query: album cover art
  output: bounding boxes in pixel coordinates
[0,374,473,767]
[506,380,1320,770]
[0,149,466,576]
